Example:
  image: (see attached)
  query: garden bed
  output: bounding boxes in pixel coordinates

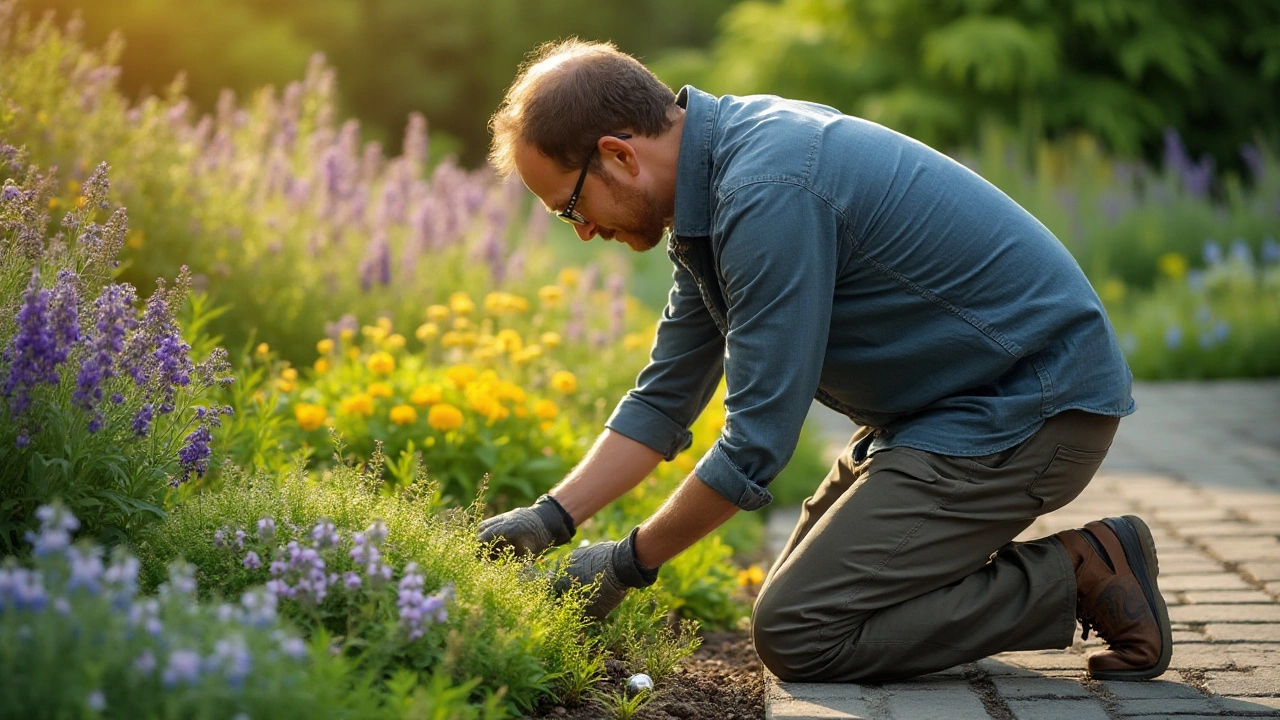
[530,629,764,720]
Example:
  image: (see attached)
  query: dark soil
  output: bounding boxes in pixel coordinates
[526,629,765,720]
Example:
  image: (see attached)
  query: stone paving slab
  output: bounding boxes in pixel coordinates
[764,381,1280,719]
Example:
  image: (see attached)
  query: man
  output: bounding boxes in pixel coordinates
[480,38,1170,683]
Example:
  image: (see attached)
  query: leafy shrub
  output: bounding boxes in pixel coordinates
[0,503,510,720]
[0,160,230,549]
[132,458,603,715]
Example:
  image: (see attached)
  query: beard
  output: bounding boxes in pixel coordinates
[600,176,669,252]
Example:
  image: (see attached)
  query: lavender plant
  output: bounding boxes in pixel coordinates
[0,503,351,718]
[0,161,231,550]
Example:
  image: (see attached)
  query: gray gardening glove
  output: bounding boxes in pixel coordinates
[477,494,575,558]
[552,527,660,620]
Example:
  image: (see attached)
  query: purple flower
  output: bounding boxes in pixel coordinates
[27,504,80,557]
[1165,325,1183,350]
[210,634,252,686]
[74,283,137,418]
[310,519,339,549]
[48,270,81,366]
[343,571,362,591]
[397,565,451,641]
[132,404,154,436]
[1203,239,1224,266]
[85,690,106,712]
[175,425,213,485]
[162,649,202,688]
[1240,143,1265,182]
[1229,238,1253,265]
[239,588,277,628]
[257,516,276,542]
[134,651,157,675]
[3,272,59,420]
[243,551,262,570]
[66,545,105,594]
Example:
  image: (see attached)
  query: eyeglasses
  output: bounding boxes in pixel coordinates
[557,133,632,226]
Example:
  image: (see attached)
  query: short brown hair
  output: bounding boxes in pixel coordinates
[488,39,676,177]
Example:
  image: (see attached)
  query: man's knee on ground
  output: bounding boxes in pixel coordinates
[752,586,866,683]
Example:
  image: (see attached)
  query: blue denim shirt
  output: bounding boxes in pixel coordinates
[605,86,1135,512]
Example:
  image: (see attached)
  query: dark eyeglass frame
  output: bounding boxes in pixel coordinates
[557,133,633,226]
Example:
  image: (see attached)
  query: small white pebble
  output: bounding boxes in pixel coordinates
[626,673,653,693]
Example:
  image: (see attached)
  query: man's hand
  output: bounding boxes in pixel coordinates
[477,494,576,558]
[553,528,659,620]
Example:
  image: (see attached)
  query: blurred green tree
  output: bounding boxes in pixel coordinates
[654,0,1280,167]
[18,0,737,165]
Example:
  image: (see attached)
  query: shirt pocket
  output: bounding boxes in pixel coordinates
[1026,445,1108,512]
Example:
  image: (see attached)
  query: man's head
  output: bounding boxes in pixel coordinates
[489,39,682,252]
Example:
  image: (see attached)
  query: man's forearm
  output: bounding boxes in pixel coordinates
[634,473,739,569]
[548,428,663,525]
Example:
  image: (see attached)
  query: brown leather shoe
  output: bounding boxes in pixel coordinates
[1055,515,1172,681]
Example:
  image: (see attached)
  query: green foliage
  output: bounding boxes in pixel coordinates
[661,0,1280,166]
[132,459,601,715]
[0,161,231,551]
[18,0,739,164]
[1106,249,1280,379]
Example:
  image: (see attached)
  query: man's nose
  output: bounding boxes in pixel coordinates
[573,222,598,242]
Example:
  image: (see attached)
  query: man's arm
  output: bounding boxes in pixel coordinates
[634,473,739,568]
[547,428,663,525]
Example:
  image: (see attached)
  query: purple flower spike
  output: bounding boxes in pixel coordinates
[243,551,262,570]
[3,272,59,419]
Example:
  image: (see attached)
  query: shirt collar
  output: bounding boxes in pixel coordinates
[673,85,717,238]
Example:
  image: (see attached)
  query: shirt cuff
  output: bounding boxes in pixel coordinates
[605,394,695,461]
[694,441,774,512]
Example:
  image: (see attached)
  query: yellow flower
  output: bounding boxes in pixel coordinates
[1157,252,1188,281]
[512,345,543,364]
[623,333,649,351]
[540,332,561,348]
[415,323,439,342]
[75,196,88,210]
[449,291,475,315]
[673,453,696,474]
[294,403,327,431]
[533,399,559,420]
[275,378,295,393]
[446,364,478,388]
[737,565,766,587]
[484,291,528,315]
[340,393,375,417]
[427,403,464,431]
[441,331,464,348]
[340,327,355,342]
[538,285,564,307]
[557,268,580,288]
[317,338,335,356]
[469,391,503,421]
[410,384,443,406]
[383,333,406,351]
[367,382,393,399]
[255,343,270,358]
[346,347,362,360]
[67,180,81,195]
[514,406,529,419]
[495,329,523,354]
[452,317,472,331]
[48,197,60,210]
[314,358,331,374]
[550,370,577,394]
[389,404,418,426]
[366,351,396,375]
[376,317,393,332]
[458,331,479,348]
[362,324,388,345]
[281,367,298,382]
[1099,278,1126,306]
[426,304,451,322]
[498,382,526,403]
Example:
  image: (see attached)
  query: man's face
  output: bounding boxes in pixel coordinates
[514,140,668,253]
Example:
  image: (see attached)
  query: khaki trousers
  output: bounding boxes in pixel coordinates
[752,410,1120,682]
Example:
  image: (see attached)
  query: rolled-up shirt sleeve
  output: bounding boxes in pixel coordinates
[605,249,726,461]
[693,181,838,511]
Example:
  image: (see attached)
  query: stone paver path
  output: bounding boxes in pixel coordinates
[765,381,1280,719]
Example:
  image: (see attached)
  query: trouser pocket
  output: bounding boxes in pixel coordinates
[1027,445,1108,512]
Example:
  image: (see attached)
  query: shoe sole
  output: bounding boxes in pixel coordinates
[1091,515,1173,681]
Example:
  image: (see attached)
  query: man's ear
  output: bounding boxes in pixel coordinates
[598,135,640,178]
